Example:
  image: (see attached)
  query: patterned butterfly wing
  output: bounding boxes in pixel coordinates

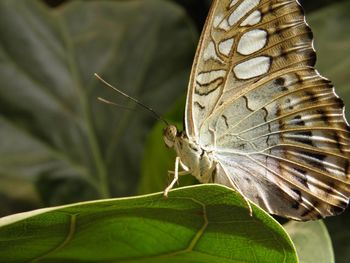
[185,0,350,220]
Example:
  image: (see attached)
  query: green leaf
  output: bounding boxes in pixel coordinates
[0,184,297,263]
[0,0,197,212]
[284,220,334,263]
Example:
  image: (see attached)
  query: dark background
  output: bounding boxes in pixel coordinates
[43,0,347,26]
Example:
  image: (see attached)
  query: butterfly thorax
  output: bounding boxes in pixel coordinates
[163,125,216,183]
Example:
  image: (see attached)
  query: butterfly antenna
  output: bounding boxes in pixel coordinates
[95,73,169,126]
[97,97,135,111]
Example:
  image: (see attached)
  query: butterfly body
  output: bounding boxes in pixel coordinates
[163,125,216,184]
[164,0,350,221]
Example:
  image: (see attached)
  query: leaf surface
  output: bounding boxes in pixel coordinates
[285,220,334,263]
[0,185,297,263]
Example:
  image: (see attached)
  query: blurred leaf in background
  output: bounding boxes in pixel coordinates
[0,0,197,215]
[285,220,334,263]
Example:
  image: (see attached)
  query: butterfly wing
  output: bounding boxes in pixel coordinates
[185,0,350,220]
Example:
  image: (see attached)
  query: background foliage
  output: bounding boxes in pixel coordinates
[0,0,350,262]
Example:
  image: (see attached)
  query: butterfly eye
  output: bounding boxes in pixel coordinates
[163,125,178,148]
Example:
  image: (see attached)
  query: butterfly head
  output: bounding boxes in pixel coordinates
[163,125,178,148]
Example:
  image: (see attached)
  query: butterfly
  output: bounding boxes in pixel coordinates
[162,0,350,221]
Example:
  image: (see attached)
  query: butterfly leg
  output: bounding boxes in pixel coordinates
[167,160,190,185]
[231,181,253,217]
[209,127,217,148]
[168,160,190,176]
[219,164,253,217]
[231,180,253,217]
[167,170,189,187]
[164,157,189,197]
[168,170,189,176]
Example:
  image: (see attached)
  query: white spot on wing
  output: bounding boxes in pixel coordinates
[234,56,271,79]
[240,10,262,26]
[214,14,224,28]
[197,70,226,85]
[230,0,239,7]
[219,38,234,56]
[203,41,222,62]
[218,19,230,31]
[229,0,260,27]
[237,29,267,55]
